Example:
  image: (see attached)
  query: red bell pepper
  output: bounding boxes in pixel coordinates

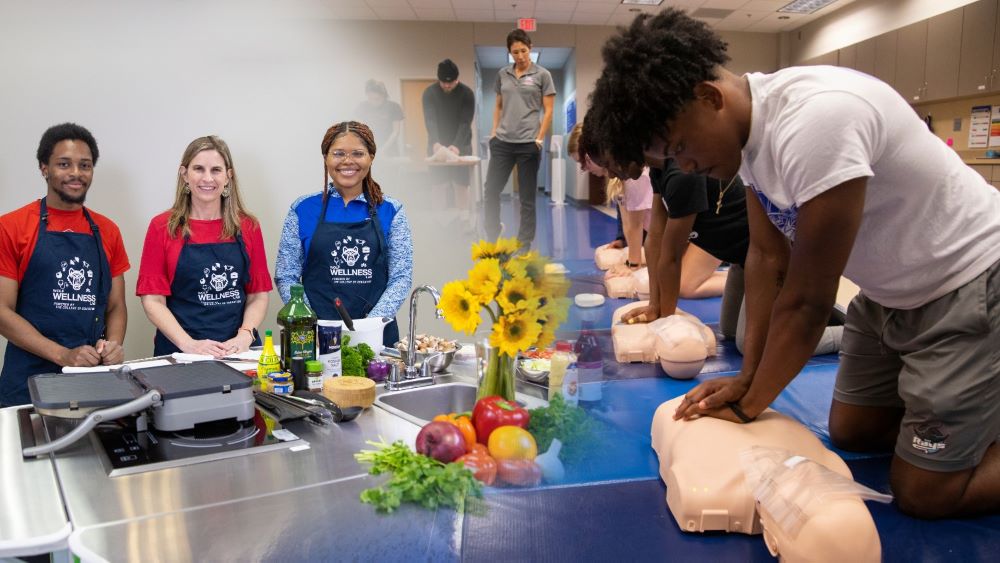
[471,395,530,445]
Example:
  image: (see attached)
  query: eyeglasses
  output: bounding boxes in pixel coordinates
[329,150,369,162]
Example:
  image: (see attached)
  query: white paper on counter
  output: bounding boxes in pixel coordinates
[171,352,214,363]
[62,359,171,373]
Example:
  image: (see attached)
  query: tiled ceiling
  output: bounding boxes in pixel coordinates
[324,0,858,33]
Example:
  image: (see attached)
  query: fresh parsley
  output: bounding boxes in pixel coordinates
[354,439,483,513]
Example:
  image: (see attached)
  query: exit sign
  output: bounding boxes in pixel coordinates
[518,18,536,32]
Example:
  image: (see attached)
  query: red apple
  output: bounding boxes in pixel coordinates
[415,421,467,463]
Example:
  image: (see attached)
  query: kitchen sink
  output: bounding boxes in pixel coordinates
[375,382,547,427]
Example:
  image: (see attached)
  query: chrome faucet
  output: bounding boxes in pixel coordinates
[385,285,442,390]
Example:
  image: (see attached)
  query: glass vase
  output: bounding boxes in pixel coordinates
[475,338,516,402]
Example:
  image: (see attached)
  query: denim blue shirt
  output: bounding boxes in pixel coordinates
[275,187,413,318]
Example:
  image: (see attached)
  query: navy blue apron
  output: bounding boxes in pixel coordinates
[153,228,256,356]
[302,191,399,346]
[0,199,111,406]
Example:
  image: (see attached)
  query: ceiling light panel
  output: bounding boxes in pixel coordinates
[778,0,838,14]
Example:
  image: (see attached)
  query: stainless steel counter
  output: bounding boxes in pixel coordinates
[68,474,463,562]
[6,364,542,561]
[0,407,71,557]
[52,398,421,530]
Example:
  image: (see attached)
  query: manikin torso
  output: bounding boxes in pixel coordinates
[650,396,882,562]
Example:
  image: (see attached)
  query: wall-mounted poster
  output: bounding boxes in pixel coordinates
[970,105,990,149]
[989,105,1000,148]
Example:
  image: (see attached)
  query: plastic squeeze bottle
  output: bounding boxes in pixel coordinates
[548,341,579,405]
[257,330,281,390]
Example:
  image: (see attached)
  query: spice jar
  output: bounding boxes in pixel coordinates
[268,372,294,395]
[305,360,324,392]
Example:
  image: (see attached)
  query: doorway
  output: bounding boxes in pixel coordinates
[400,78,436,161]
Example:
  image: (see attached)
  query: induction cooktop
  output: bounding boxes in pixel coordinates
[91,408,303,477]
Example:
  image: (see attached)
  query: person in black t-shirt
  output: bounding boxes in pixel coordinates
[613,158,842,356]
[623,158,747,341]
[423,59,476,218]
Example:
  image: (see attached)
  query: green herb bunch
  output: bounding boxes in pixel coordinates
[527,394,603,464]
[355,439,483,513]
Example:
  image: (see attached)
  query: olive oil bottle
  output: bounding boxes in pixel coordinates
[277,283,317,369]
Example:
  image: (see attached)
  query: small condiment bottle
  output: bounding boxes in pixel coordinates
[268,372,294,395]
[257,330,282,389]
[305,360,324,392]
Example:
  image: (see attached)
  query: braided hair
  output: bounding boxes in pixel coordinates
[588,9,730,168]
[320,121,384,210]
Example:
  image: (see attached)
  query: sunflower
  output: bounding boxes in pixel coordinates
[504,251,546,284]
[496,276,541,314]
[471,237,520,260]
[439,280,482,334]
[467,258,502,304]
[535,325,557,350]
[540,271,571,299]
[539,296,570,325]
[490,309,543,357]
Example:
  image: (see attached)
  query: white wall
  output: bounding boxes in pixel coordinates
[0,1,780,372]
[0,2,482,368]
[787,0,980,63]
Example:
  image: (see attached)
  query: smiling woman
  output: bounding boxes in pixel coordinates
[136,135,272,358]
[274,121,413,347]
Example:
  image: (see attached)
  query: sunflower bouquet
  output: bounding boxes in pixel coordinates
[439,237,570,401]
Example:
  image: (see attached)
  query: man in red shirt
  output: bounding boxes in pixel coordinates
[0,123,130,406]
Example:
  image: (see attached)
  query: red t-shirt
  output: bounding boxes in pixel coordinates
[136,211,273,296]
[0,200,130,283]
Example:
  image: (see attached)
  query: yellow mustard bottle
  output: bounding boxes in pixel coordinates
[257,330,281,391]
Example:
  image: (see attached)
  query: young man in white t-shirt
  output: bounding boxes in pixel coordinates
[588,9,1000,519]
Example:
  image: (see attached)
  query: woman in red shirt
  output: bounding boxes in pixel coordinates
[137,136,272,357]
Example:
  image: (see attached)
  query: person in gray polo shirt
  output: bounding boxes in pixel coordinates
[484,28,555,249]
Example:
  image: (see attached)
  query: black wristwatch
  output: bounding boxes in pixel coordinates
[727,401,757,423]
[624,260,640,268]
[239,327,260,342]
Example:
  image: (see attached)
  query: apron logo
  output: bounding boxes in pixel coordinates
[329,236,373,282]
[52,256,96,309]
[197,262,241,305]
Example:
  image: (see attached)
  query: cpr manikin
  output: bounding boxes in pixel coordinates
[650,396,888,562]
[610,301,716,378]
[594,243,645,270]
[604,264,650,299]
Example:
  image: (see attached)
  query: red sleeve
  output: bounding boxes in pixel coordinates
[0,216,20,281]
[0,202,41,283]
[242,216,273,293]
[136,212,175,296]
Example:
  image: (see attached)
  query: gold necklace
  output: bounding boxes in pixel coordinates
[715,175,738,215]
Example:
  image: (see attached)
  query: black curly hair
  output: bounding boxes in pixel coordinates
[36,123,99,167]
[588,9,729,168]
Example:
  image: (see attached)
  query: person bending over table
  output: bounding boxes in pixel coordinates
[137,136,270,358]
[0,123,130,406]
[275,121,413,347]
[590,9,1000,518]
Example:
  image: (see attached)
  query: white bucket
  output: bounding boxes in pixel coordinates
[322,317,392,355]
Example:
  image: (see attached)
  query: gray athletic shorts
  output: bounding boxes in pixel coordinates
[834,258,1000,472]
